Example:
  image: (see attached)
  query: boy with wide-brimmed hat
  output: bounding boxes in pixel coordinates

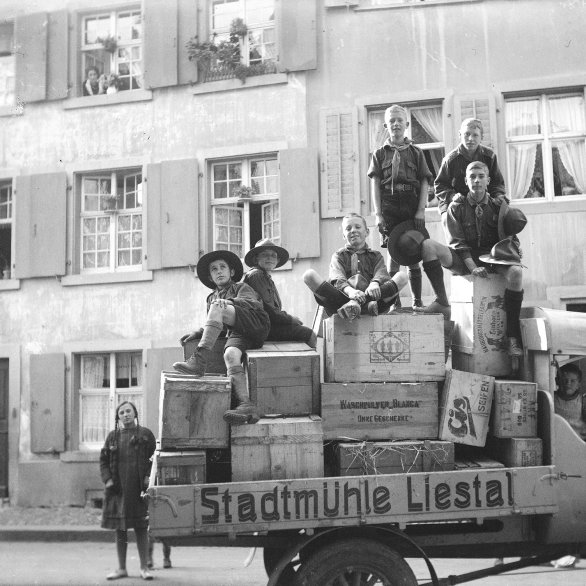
[243,238,316,347]
[173,250,270,425]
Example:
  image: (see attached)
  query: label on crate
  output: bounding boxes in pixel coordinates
[476,295,506,353]
[369,331,410,363]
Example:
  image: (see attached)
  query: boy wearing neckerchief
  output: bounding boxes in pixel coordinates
[368,104,433,310]
[243,238,316,348]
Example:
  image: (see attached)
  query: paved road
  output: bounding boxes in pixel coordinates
[1,541,585,585]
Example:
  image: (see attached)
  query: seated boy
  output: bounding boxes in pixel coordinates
[303,213,407,320]
[435,118,506,239]
[368,104,432,310]
[173,250,270,425]
[411,162,526,356]
[554,363,586,439]
[243,238,316,348]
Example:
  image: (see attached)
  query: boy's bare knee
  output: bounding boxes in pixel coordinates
[506,265,523,287]
[392,271,409,290]
[303,269,323,292]
[223,346,242,367]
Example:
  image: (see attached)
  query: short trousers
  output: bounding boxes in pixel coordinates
[225,305,270,351]
[448,249,498,276]
[380,192,419,248]
[268,322,314,344]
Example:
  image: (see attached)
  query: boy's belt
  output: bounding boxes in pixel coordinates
[384,183,415,192]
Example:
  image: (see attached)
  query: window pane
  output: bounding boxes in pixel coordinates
[81,354,109,388]
[553,140,586,196]
[97,251,110,267]
[410,106,443,144]
[116,352,141,388]
[549,95,585,135]
[212,0,241,30]
[83,15,110,46]
[214,205,242,257]
[228,163,242,180]
[0,54,15,107]
[0,184,12,220]
[245,0,274,25]
[506,99,541,137]
[508,143,543,199]
[80,392,109,445]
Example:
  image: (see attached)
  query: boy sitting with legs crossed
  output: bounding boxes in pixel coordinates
[173,250,270,425]
[303,213,407,320]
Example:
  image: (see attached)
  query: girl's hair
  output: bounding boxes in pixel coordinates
[86,66,100,76]
[115,401,139,428]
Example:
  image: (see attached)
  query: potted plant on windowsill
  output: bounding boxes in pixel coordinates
[97,35,118,54]
[103,195,120,213]
[232,185,253,200]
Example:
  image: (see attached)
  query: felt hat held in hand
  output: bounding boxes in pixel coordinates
[479,237,526,267]
[387,220,430,266]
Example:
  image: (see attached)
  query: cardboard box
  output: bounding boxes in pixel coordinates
[324,313,445,383]
[450,274,512,377]
[321,381,439,441]
[231,416,324,482]
[439,369,495,447]
[183,338,227,375]
[156,450,206,485]
[491,380,538,438]
[159,372,231,449]
[246,343,320,416]
[336,440,454,476]
[487,437,543,467]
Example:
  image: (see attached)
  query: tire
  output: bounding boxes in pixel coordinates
[294,538,417,586]
[263,547,286,576]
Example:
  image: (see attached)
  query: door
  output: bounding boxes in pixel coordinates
[0,359,8,498]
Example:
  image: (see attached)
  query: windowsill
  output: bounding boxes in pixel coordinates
[61,451,99,463]
[0,104,23,117]
[63,89,153,110]
[0,278,20,291]
[191,72,288,95]
[508,196,586,215]
[352,0,481,10]
[61,270,153,287]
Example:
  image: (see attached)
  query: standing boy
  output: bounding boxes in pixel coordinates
[435,118,506,238]
[173,250,270,425]
[368,104,432,309]
[243,238,316,348]
[303,213,407,320]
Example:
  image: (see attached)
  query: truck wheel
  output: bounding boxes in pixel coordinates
[294,538,417,586]
[263,547,286,575]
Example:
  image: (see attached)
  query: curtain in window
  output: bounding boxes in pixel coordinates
[412,107,443,143]
[82,355,105,388]
[369,112,387,150]
[557,140,586,194]
[509,143,538,199]
[506,100,540,137]
[81,393,109,444]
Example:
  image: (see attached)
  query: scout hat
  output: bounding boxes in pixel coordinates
[387,220,430,266]
[244,238,289,268]
[479,237,526,267]
[497,200,527,240]
[197,250,243,289]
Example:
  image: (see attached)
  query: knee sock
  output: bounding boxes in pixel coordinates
[505,288,524,341]
[389,271,402,307]
[379,280,399,302]
[313,281,349,316]
[227,365,249,405]
[422,260,449,307]
[135,527,149,569]
[198,320,223,350]
[408,266,423,305]
[115,530,128,570]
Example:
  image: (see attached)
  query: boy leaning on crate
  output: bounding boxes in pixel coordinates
[303,213,407,320]
[173,250,270,425]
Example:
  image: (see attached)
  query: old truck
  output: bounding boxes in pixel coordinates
[147,306,586,586]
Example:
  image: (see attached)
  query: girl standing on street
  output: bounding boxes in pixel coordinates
[100,401,156,581]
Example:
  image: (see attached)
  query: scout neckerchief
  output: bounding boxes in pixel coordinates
[385,138,413,193]
[346,244,371,291]
[466,191,489,248]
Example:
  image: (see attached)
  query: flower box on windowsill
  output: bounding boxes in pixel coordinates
[198,60,277,84]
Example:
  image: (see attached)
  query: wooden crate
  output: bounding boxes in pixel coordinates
[491,380,538,438]
[159,372,231,449]
[439,369,495,447]
[487,437,543,467]
[321,381,439,441]
[183,338,227,375]
[454,458,505,470]
[450,274,512,377]
[246,343,320,416]
[336,440,454,476]
[324,313,445,383]
[156,450,206,485]
[231,416,324,482]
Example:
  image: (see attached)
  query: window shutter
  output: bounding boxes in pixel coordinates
[14,172,67,279]
[144,0,179,89]
[145,348,182,432]
[46,10,68,101]
[276,0,317,72]
[319,109,360,218]
[146,158,199,270]
[15,12,48,104]
[279,147,320,259]
[178,0,199,85]
[454,95,497,149]
[30,353,65,453]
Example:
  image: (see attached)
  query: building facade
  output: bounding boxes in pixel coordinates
[0,0,585,505]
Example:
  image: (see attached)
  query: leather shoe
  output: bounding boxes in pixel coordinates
[106,569,128,580]
[140,569,154,580]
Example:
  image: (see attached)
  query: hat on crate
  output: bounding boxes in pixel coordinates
[244,238,289,268]
[497,200,527,240]
[479,237,526,267]
[387,220,430,266]
[196,250,244,289]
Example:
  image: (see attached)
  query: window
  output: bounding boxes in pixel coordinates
[0,22,14,106]
[211,155,279,256]
[80,8,142,96]
[0,181,11,279]
[80,169,143,272]
[78,352,143,448]
[505,92,586,200]
[368,103,445,205]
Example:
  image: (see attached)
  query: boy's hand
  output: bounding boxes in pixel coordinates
[212,299,233,310]
[471,267,488,278]
[347,288,366,304]
[414,210,425,231]
[179,329,203,345]
[365,282,381,300]
[375,213,387,236]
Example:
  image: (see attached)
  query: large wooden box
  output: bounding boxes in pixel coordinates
[487,437,543,467]
[246,342,320,416]
[231,416,324,482]
[183,338,227,375]
[450,274,512,377]
[324,313,445,383]
[159,372,231,449]
[491,380,538,438]
[321,382,439,441]
[336,440,454,476]
[156,450,206,485]
[439,369,495,447]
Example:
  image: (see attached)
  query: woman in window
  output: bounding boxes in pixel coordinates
[83,66,106,96]
[100,401,156,581]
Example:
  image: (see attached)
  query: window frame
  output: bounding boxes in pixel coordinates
[0,179,12,280]
[504,89,586,202]
[0,21,15,108]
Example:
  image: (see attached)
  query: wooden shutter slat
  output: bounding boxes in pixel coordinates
[455,95,497,149]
